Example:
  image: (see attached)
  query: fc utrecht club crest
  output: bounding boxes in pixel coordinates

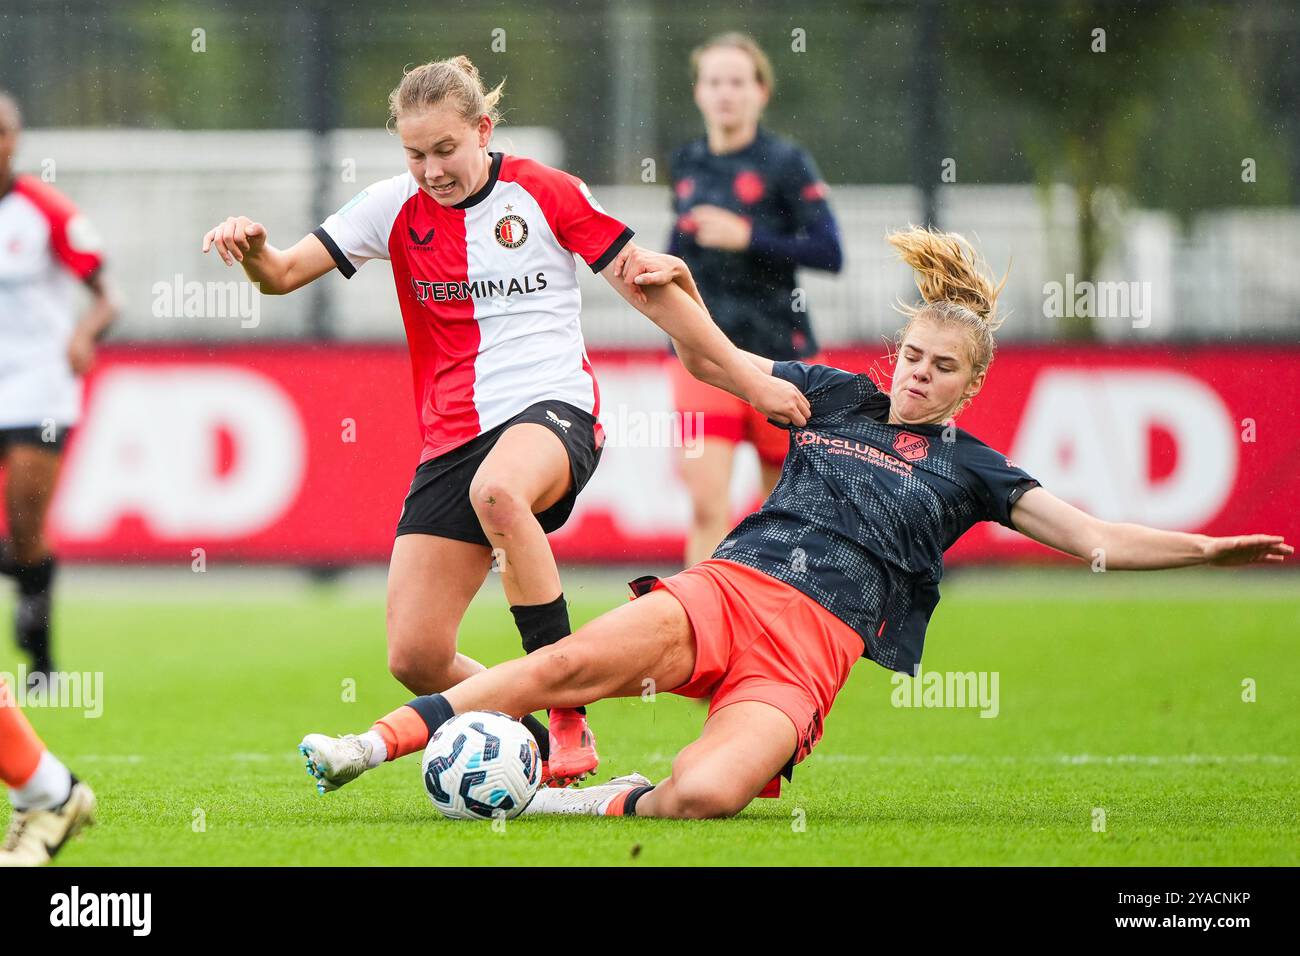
[893,431,929,462]
[495,214,528,248]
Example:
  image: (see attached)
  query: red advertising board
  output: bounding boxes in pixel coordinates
[5,344,1297,565]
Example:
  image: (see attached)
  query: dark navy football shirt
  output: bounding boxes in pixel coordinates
[667,127,841,360]
[713,362,1041,675]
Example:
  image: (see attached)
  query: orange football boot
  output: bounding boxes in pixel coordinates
[546,707,598,783]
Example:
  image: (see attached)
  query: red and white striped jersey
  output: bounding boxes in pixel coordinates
[314,152,633,462]
[0,175,104,428]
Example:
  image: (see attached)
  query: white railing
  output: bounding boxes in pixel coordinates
[16,129,1300,343]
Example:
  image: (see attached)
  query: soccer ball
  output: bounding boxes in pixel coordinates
[420,710,542,820]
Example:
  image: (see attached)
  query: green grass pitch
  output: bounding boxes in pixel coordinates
[2,568,1297,866]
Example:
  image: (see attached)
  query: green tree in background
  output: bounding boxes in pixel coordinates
[947,1,1256,337]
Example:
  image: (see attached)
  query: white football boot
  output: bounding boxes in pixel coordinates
[520,772,653,816]
[0,780,96,867]
[299,734,375,794]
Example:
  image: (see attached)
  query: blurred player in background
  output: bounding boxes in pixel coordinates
[202,57,809,785]
[298,232,1289,817]
[668,33,843,566]
[0,91,117,687]
[0,678,95,865]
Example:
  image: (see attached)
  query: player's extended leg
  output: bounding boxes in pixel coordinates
[470,421,595,782]
[300,588,696,793]
[442,587,696,714]
[523,700,797,819]
[679,437,736,567]
[3,442,63,683]
[0,679,95,866]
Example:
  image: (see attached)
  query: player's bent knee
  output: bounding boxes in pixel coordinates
[386,627,458,694]
[468,479,528,528]
[388,650,456,695]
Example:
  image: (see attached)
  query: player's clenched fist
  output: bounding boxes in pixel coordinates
[202,216,268,266]
[748,375,810,427]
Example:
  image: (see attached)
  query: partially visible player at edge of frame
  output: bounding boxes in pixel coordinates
[201,56,811,787]
[297,228,1291,818]
[0,678,96,866]
[0,91,119,688]
[667,33,843,567]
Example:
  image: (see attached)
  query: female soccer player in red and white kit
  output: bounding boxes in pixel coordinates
[0,91,118,685]
[202,57,809,785]
[298,228,1290,818]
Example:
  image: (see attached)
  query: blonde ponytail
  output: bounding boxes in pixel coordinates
[887,226,1008,380]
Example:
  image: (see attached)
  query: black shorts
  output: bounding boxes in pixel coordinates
[0,425,72,454]
[395,400,603,547]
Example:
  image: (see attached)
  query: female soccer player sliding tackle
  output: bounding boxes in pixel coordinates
[299,227,1290,818]
[203,56,809,786]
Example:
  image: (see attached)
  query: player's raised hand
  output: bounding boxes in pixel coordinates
[1203,534,1292,566]
[749,375,811,427]
[202,216,268,266]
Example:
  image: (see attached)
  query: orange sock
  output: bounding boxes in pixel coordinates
[373,705,434,761]
[604,785,654,816]
[603,788,635,816]
[0,680,46,788]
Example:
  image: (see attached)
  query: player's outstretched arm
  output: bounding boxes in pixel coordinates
[603,244,807,425]
[1009,486,1292,570]
[201,216,336,295]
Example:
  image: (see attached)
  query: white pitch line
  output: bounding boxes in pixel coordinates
[638,751,1293,766]
[810,753,1294,766]
[62,752,1297,767]
[68,752,297,764]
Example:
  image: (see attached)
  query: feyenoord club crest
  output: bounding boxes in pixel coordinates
[495,214,528,248]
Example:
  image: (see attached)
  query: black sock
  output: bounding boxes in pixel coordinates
[405,692,455,740]
[511,593,571,653]
[0,538,14,577]
[14,556,55,671]
[511,594,585,715]
[407,696,552,760]
[624,785,655,816]
[521,714,550,761]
